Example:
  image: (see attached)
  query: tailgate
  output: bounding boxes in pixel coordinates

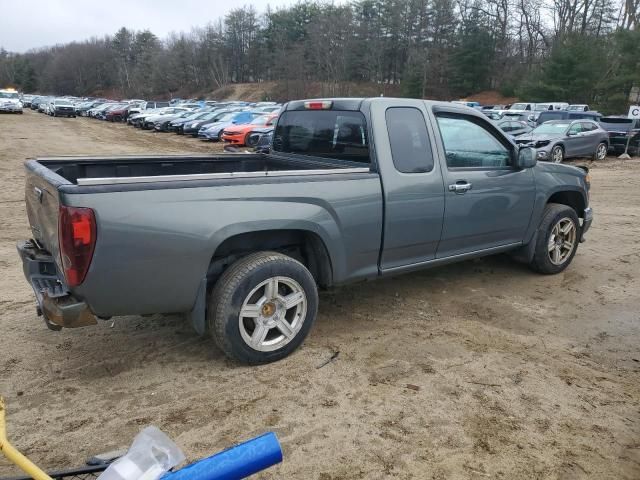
[25,167,61,260]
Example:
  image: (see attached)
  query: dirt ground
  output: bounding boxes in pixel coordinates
[1,110,639,479]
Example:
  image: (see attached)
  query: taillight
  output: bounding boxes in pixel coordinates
[304,100,332,110]
[58,206,96,287]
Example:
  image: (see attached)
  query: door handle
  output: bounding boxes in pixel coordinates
[448,182,472,193]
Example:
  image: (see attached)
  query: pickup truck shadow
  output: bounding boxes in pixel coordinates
[46,253,539,382]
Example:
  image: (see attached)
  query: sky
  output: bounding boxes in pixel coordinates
[0,0,296,52]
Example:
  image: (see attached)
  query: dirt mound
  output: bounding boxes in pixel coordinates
[465,90,519,106]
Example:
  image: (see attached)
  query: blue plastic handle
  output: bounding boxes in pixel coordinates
[161,432,282,480]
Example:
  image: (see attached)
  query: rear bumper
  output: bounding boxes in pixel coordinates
[17,240,96,329]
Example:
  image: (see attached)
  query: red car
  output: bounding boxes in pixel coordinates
[222,114,277,146]
[105,106,131,122]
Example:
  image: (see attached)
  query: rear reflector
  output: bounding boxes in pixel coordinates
[304,101,332,110]
[59,206,97,287]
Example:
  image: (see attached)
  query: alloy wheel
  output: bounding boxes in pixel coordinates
[238,276,307,352]
[547,217,576,265]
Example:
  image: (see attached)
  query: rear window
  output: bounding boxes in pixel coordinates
[273,110,369,163]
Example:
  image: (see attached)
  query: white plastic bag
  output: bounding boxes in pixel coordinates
[98,426,185,480]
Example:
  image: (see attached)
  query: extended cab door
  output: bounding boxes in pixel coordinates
[370,99,445,270]
[431,107,536,258]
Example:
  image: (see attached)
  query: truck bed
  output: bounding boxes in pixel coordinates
[32,153,370,187]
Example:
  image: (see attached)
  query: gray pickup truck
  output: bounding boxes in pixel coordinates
[18,98,592,364]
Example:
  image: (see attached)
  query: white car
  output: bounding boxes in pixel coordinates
[0,89,23,113]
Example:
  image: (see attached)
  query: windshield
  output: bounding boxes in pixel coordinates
[273,110,370,163]
[0,92,19,99]
[532,122,570,135]
[250,115,272,126]
[510,103,528,110]
[54,100,72,105]
[535,104,550,111]
[216,113,235,122]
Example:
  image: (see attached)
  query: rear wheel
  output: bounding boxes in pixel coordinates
[529,203,580,274]
[594,142,607,161]
[208,252,318,364]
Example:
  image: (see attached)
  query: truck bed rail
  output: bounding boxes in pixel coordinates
[76,167,371,186]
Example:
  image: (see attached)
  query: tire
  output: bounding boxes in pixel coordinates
[594,142,607,161]
[244,132,253,147]
[208,251,319,364]
[529,203,580,274]
[551,145,564,163]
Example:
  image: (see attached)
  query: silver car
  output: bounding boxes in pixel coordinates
[515,119,609,163]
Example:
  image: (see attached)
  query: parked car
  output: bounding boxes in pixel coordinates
[503,102,535,114]
[37,99,50,114]
[598,116,640,155]
[252,105,282,114]
[76,101,104,116]
[494,119,533,138]
[222,114,278,146]
[30,96,44,110]
[105,104,134,122]
[198,111,257,141]
[21,94,35,108]
[250,127,273,151]
[482,111,503,121]
[0,88,23,113]
[128,108,172,127]
[531,103,569,121]
[49,99,76,117]
[96,103,128,120]
[568,104,590,112]
[452,100,481,108]
[142,107,190,130]
[88,102,118,118]
[153,110,203,132]
[167,111,209,133]
[128,101,170,118]
[536,110,602,125]
[181,110,235,136]
[18,98,592,364]
[501,111,536,126]
[515,119,609,162]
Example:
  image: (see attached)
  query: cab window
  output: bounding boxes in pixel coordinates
[385,107,434,173]
[436,115,511,169]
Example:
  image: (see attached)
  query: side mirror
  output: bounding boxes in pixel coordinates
[517,147,537,168]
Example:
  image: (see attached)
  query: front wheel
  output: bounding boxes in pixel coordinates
[594,142,607,161]
[529,203,580,274]
[551,145,564,163]
[208,252,318,364]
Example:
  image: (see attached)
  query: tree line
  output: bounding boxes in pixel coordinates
[0,0,638,113]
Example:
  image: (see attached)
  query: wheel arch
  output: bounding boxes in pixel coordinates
[207,228,334,289]
[546,190,586,218]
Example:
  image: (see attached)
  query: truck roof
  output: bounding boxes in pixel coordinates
[283,97,476,112]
